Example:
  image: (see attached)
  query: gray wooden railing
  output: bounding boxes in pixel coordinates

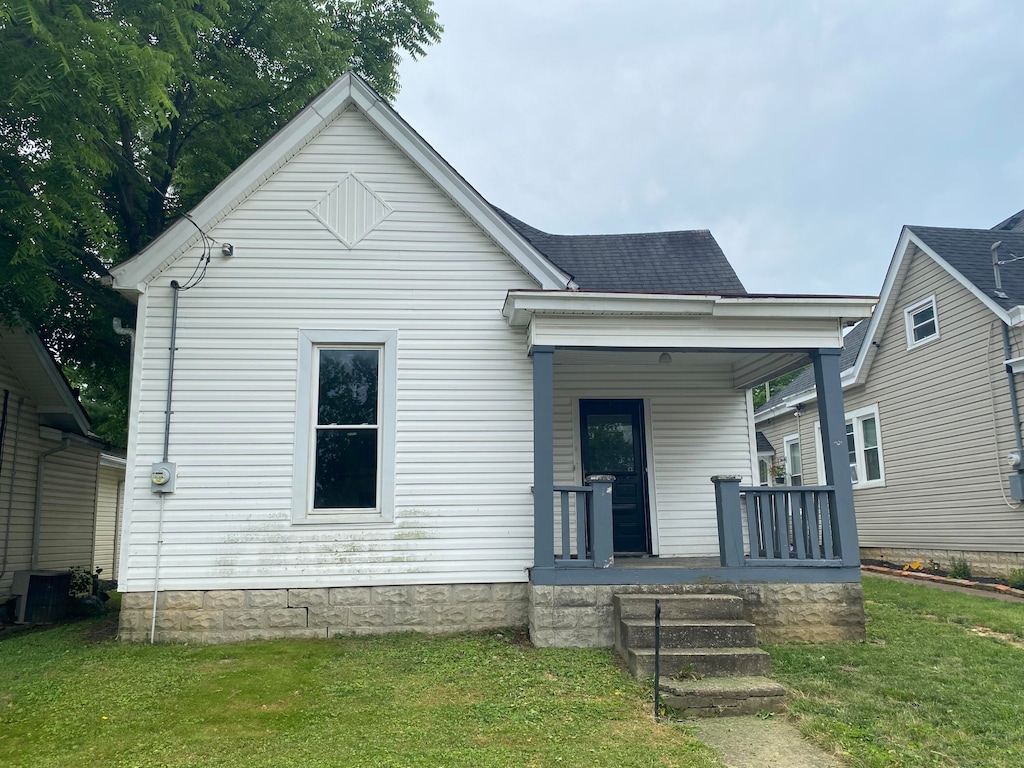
[713,476,847,567]
[553,475,614,568]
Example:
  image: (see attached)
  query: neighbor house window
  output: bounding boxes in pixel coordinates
[784,435,802,486]
[758,458,769,485]
[904,296,938,349]
[292,330,397,523]
[815,404,884,489]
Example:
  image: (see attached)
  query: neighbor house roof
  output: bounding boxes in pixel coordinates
[993,208,1024,232]
[908,226,1024,312]
[0,326,91,435]
[496,210,746,294]
[755,318,870,416]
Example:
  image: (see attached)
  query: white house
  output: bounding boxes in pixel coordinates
[110,73,873,648]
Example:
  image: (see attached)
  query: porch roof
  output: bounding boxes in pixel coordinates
[503,290,875,388]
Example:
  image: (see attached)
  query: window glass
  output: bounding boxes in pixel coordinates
[586,414,635,472]
[314,348,380,510]
[912,305,936,341]
[862,417,881,481]
[786,440,802,486]
[317,349,379,425]
[846,421,858,482]
[758,459,769,485]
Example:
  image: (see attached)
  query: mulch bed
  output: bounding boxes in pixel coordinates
[861,561,1024,600]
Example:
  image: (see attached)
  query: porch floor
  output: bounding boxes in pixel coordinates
[612,556,721,569]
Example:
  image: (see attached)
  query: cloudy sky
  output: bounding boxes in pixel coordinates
[395,0,1024,297]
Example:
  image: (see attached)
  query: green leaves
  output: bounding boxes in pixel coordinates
[1,0,441,445]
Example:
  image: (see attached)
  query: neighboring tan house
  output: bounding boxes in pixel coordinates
[109,73,874,648]
[0,326,123,620]
[756,211,1024,577]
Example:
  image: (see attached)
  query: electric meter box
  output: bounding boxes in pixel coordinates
[151,462,176,493]
[1010,473,1024,501]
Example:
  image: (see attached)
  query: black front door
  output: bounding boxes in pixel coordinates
[579,399,651,555]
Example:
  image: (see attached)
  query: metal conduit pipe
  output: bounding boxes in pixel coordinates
[152,281,182,642]
[31,437,71,569]
[1002,324,1024,458]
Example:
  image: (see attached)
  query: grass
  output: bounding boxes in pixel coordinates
[0,609,721,768]
[768,575,1024,768]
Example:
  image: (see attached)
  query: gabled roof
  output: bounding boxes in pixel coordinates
[909,226,1024,312]
[0,326,91,436]
[994,208,1024,232]
[755,318,869,417]
[497,210,746,294]
[110,73,572,293]
[755,431,774,454]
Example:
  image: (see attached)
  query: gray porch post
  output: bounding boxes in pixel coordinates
[811,348,860,564]
[712,475,745,567]
[533,346,555,568]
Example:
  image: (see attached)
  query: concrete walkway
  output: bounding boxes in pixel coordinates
[691,715,845,768]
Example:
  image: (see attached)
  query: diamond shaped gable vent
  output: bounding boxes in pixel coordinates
[310,173,392,247]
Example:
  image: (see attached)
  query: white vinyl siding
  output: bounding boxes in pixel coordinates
[0,348,100,598]
[552,351,754,557]
[120,106,540,592]
[93,464,125,579]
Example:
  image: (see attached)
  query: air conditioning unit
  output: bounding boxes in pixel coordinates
[10,570,72,623]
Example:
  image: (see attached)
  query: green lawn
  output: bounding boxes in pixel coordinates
[769,575,1024,768]
[0,608,720,768]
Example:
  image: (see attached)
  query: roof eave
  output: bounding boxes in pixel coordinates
[110,73,571,294]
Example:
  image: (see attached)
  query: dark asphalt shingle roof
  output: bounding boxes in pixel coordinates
[994,208,1024,232]
[755,319,870,415]
[756,432,774,454]
[908,226,1024,312]
[496,209,747,294]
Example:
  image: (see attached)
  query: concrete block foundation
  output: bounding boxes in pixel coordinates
[118,583,529,643]
[528,581,865,648]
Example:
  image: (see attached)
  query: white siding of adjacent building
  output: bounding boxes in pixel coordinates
[759,245,1024,554]
[93,463,124,579]
[553,352,755,557]
[120,106,541,593]
[0,350,98,598]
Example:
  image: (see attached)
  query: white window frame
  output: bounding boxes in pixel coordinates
[292,330,397,524]
[904,295,939,349]
[783,434,802,486]
[815,403,885,490]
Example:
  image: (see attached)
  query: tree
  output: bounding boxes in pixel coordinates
[752,367,805,412]
[0,0,441,446]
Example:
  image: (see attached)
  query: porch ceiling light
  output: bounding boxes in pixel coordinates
[659,352,672,364]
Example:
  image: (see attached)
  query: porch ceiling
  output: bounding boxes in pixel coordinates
[553,349,811,390]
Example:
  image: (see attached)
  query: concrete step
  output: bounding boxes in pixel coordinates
[619,618,757,650]
[627,646,772,679]
[659,675,787,717]
[614,593,745,622]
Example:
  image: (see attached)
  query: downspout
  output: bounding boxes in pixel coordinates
[0,394,22,583]
[151,281,181,643]
[32,437,72,569]
[1002,324,1024,460]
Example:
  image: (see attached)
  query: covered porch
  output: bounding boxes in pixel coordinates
[503,290,876,589]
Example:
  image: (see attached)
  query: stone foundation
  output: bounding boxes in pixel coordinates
[119,583,528,643]
[528,581,865,648]
[861,546,1024,579]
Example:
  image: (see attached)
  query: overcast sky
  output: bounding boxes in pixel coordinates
[395,0,1024,297]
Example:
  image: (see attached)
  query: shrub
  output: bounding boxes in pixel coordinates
[1007,568,1024,590]
[948,556,972,580]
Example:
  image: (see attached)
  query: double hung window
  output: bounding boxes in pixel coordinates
[293,331,396,523]
[816,404,884,488]
[904,296,939,349]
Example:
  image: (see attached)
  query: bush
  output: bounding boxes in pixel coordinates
[949,556,972,580]
[1007,568,1024,590]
